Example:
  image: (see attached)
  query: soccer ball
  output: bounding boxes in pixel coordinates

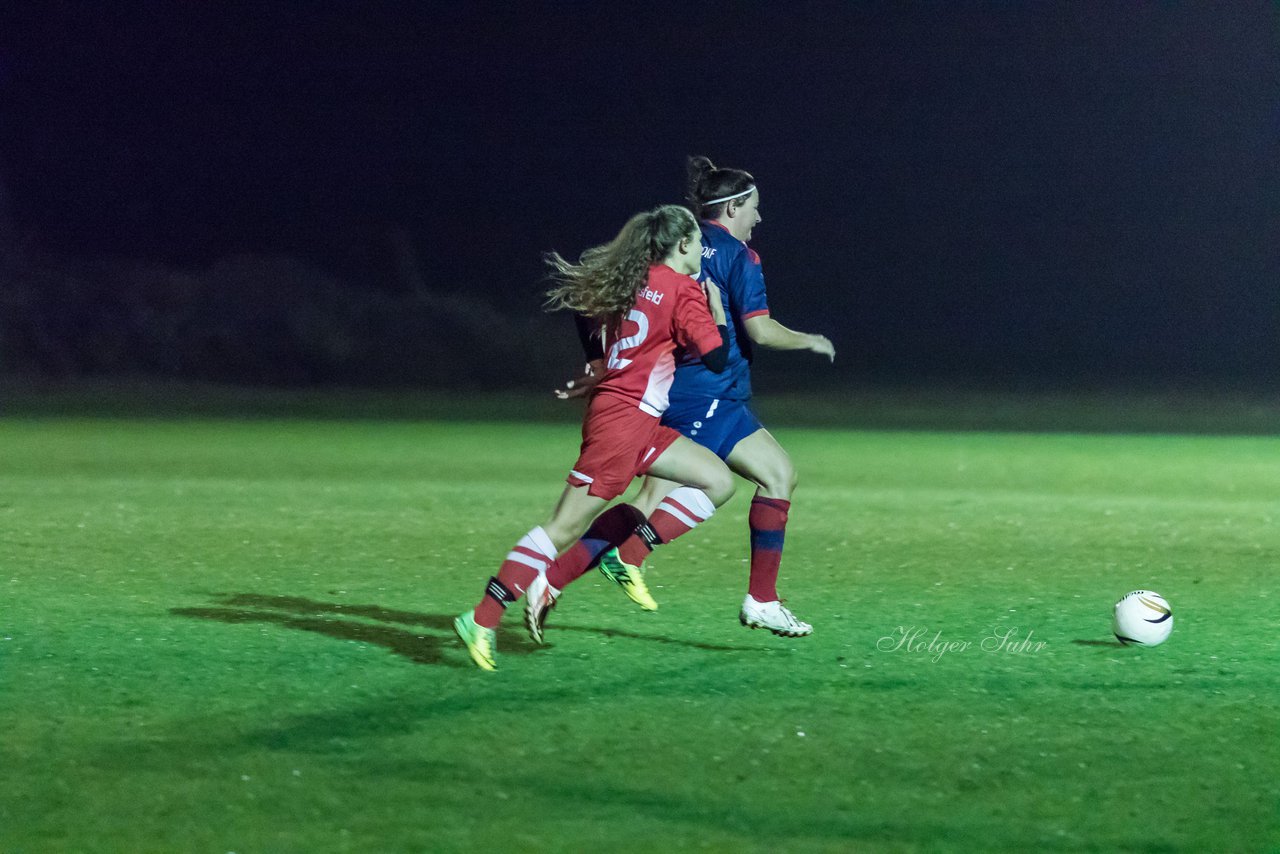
[1112,590,1173,646]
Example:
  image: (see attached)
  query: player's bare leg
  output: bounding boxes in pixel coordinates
[540,484,612,552]
[725,427,796,501]
[595,439,733,609]
[644,436,735,505]
[726,427,810,636]
[631,475,678,516]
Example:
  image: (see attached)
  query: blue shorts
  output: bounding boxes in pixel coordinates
[661,396,763,461]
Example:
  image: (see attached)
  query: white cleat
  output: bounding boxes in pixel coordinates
[524,571,560,645]
[739,595,813,637]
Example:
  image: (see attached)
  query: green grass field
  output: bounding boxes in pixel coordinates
[3,398,1278,852]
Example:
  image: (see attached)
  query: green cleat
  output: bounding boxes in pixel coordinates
[454,610,497,671]
[597,548,658,611]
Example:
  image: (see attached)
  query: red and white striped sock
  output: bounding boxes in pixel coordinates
[616,486,716,566]
[474,526,556,629]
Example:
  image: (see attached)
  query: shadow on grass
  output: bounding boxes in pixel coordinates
[170,606,495,667]
[216,593,455,630]
[171,593,759,666]
[544,622,761,652]
[1072,639,1126,648]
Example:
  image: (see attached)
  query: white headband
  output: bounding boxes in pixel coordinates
[703,185,756,206]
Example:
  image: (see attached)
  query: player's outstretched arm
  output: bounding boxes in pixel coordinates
[743,315,835,362]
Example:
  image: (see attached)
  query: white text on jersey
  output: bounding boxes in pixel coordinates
[638,286,664,306]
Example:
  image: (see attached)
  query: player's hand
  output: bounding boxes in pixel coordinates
[554,358,606,399]
[702,281,726,325]
[808,334,836,363]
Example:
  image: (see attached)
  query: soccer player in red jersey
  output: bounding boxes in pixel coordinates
[454,205,734,670]
[549,157,835,638]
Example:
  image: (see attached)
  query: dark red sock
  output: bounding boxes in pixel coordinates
[616,531,654,567]
[747,496,790,602]
[547,503,646,589]
[546,542,591,590]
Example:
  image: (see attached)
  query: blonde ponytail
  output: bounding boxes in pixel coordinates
[544,205,697,327]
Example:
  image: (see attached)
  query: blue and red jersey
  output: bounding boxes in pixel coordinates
[672,220,770,402]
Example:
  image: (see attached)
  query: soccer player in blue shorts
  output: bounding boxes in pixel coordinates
[528,156,835,640]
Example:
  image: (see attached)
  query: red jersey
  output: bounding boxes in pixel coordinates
[593,264,722,417]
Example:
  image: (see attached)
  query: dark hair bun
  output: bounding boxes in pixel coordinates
[686,155,715,187]
[687,155,715,172]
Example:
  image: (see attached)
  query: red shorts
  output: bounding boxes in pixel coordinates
[566,393,682,500]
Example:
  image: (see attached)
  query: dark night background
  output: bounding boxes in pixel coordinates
[0,2,1276,391]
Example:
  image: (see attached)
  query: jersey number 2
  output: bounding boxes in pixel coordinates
[606,309,649,371]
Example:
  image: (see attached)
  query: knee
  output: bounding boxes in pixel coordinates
[762,456,797,498]
[706,468,736,507]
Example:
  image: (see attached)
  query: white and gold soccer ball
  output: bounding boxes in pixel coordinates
[1112,590,1173,646]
